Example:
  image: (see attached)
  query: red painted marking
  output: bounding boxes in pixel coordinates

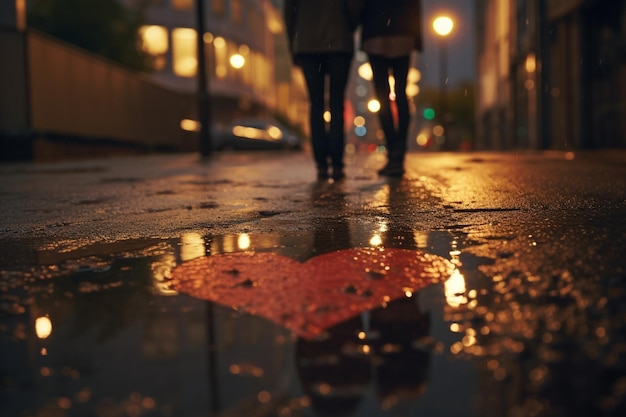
[172,248,454,339]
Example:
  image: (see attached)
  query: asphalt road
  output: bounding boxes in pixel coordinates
[1,149,625,417]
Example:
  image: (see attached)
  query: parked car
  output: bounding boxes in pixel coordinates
[212,118,304,151]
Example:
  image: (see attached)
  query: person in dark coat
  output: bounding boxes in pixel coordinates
[359,0,424,177]
[283,0,361,181]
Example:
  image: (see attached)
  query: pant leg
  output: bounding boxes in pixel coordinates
[368,55,398,159]
[389,55,411,165]
[326,53,352,170]
[299,54,329,170]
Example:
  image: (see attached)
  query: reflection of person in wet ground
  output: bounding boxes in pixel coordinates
[296,296,431,415]
[310,181,351,257]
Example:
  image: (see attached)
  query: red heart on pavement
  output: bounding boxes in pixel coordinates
[171,248,454,339]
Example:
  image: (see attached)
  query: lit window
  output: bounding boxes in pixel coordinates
[140,25,168,55]
[171,0,193,11]
[172,28,197,77]
[139,25,168,71]
[213,36,227,78]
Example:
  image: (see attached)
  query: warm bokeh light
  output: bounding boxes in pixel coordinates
[408,68,422,83]
[445,269,468,307]
[140,25,169,55]
[416,132,429,147]
[369,234,382,247]
[323,111,332,123]
[367,99,381,113]
[238,44,250,55]
[353,116,366,127]
[525,53,537,73]
[229,53,245,69]
[172,28,197,77]
[433,16,454,37]
[267,125,283,140]
[238,233,251,250]
[213,36,226,48]
[406,84,420,97]
[35,316,52,339]
[267,13,283,34]
[180,232,206,261]
[357,63,373,81]
[180,118,200,132]
[213,36,227,78]
[388,75,396,100]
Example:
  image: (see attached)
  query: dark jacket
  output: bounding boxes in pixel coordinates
[359,0,424,52]
[283,0,361,58]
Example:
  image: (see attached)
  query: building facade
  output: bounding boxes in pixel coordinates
[475,0,626,150]
[126,0,308,131]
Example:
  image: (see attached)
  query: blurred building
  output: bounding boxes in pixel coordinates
[475,0,626,150]
[126,0,308,131]
[0,0,308,160]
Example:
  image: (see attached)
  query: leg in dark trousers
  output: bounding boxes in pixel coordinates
[326,53,352,178]
[299,54,330,178]
[369,54,410,176]
[299,53,352,180]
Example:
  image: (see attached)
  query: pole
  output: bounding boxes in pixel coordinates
[439,37,448,122]
[196,0,212,156]
[439,37,450,148]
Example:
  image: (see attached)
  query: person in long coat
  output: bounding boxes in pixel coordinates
[284,0,361,181]
[359,0,424,177]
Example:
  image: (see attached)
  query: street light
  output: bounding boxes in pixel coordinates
[433,15,454,125]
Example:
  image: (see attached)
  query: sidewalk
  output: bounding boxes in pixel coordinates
[1,149,626,417]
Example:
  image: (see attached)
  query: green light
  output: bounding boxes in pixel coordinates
[423,108,435,120]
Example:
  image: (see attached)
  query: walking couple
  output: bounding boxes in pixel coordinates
[283,0,424,181]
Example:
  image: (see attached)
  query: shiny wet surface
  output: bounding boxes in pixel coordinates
[1,151,626,417]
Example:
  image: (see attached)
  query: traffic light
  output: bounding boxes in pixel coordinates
[423,108,435,120]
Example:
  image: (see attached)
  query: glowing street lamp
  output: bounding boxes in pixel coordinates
[433,15,454,124]
[433,16,454,37]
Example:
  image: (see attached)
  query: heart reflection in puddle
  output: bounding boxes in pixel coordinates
[171,248,454,339]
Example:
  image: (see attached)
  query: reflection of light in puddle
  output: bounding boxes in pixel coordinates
[445,269,468,307]
[238,233,251,250]
[369,220,387,247]
[181,233,206,261]
[445,239,468,307]
[36,316,52,339]
[152,257,178,296]
[413,231,429,248]
[370,234,382,247]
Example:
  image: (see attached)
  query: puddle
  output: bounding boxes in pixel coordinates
[1,223,625,417]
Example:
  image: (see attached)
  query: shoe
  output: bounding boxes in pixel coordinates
[378,164,404,177]
[317,166,330,181]
[331,169,345,181]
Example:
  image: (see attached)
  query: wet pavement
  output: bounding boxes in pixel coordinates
[1,149,625,417]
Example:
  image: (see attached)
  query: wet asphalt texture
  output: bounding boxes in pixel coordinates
[1,149,625,417]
